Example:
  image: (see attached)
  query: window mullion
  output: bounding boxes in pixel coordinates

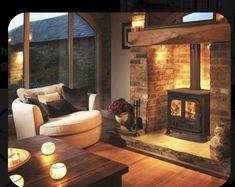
[24,13,30,89]
[68,13,74,88]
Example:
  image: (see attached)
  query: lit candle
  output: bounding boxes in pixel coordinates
[10,174,24,187]
[50,163,67,180]
[41,142,56,155]
[11,153,20,165]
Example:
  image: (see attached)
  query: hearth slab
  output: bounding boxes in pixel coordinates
[106,129,230,179]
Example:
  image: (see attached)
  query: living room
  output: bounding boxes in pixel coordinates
[7,12,233,186]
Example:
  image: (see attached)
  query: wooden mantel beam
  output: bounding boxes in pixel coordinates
[128,22,230,47]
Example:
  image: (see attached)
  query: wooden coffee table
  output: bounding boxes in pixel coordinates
[8,135,128,187]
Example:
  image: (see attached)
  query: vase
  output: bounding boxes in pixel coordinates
[115,112,129,125]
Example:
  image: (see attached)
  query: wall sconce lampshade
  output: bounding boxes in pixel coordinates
[131,12,146,32]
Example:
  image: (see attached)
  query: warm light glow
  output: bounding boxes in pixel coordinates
[160,45,165,49]
[50,163,67,180]
[131,12,146,32]
[8,37,12,42]
[185,101,197,120]
[216,13,224,22]
[10,174,24,187]
[207,43,211,49]
[15,51,23,64]
[155,46,167,62]
[8,153,20,168]
[29,32,33,40]
[171,100,182,117]
[41,142,56,155]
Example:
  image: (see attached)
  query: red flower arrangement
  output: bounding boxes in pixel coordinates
[108,98,133,115]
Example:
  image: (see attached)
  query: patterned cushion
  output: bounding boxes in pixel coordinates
[17,83,64,102]
[38,92,61,104]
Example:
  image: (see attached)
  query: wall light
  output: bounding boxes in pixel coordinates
[207,43,211,49]
[10,174,24,187]
[41,142,56,155]
[131,12,146,32]
[50,163,67,180]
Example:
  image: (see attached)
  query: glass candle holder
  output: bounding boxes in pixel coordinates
[49,163,67,180]
[41,142,56,155]
[10,174,24,187]
[9,153,20,167]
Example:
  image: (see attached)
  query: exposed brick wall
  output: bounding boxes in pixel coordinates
[147,45,174,132]
[173,44,190,88]
[210,42,231,135]
[130,43,230,135]
[130,47,148,130]
[173,44,210,89]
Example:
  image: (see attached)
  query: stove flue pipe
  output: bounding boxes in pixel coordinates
[190,44,201,90]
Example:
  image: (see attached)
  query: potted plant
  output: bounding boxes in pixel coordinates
[107,98,133,128]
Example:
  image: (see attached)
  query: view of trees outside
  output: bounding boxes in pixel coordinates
[8,13,97,113]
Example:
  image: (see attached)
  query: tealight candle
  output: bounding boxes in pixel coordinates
[49,163,67,180]
[11,153,20,165]
[41,142,56,155]
[10,174,24,187]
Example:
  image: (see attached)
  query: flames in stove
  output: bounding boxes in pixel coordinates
[171,100,181,117]
[185,101,197,120]
[170,100,198,120]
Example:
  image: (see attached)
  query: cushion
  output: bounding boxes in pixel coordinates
[23,95,49,122]
[46,99,78,118]
[17,83,64,102]
[38,92,61,104]
[61,86,88,111]
[39,110,102,136]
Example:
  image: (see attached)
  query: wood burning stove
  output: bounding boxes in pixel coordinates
[167,88,210,142]
[167,44,210,142]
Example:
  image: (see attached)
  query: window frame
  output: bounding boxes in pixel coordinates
[16,12,98,90]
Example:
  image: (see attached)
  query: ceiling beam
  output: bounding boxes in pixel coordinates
[128,22,230,47]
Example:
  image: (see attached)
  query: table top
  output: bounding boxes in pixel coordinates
[9,135,128,187]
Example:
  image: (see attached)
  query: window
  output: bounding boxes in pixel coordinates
[182,13,214,23]
[29,13,69,88]
[8,13,98,114]
[8,13,24,113]
[73,14,97,92]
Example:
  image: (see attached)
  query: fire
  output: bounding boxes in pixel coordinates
[185,101,197,120]
[171,100,181,117]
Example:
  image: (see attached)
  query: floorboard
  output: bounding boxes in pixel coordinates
[87,142,226,187]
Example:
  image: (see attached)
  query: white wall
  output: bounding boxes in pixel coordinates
[111,13,132,102]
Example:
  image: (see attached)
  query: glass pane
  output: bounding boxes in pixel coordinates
[8,13,24,114]
[171,99,182,117]
[185,101,197,120]
[182,13,213,23]
[29,13,68,88]
[73,14,97,93]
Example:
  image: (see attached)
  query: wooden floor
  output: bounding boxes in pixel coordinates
[87,142,226,187]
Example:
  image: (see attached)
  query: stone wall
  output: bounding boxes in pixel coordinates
[210,42,231,135]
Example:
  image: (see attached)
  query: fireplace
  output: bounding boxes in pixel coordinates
[166,44,210,142]
[167,88,210,142]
